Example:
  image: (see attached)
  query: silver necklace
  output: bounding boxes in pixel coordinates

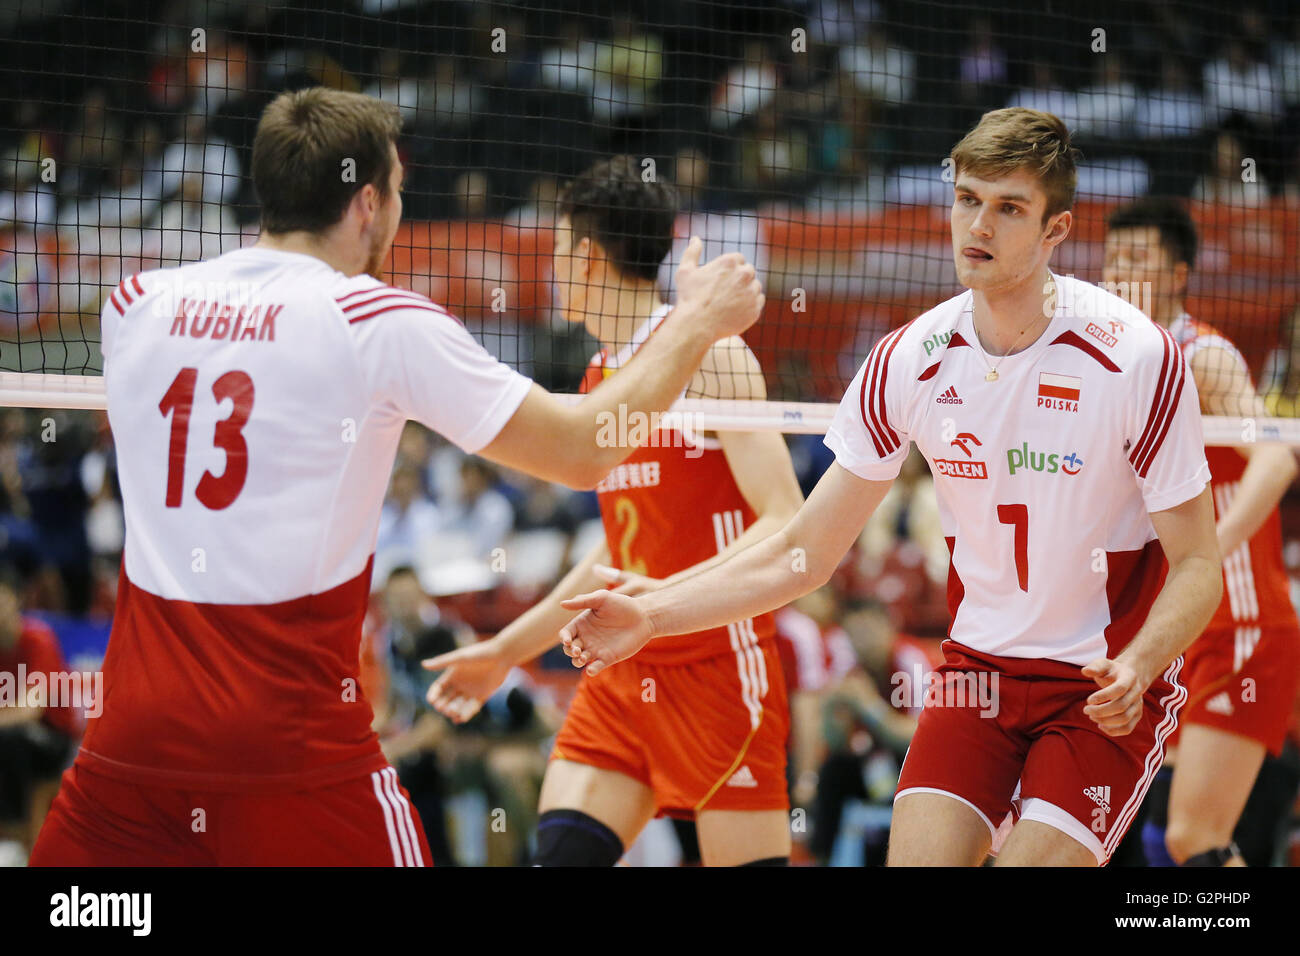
[973,278,1057,382]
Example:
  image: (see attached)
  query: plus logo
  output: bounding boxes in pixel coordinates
[1061,452,1084,475]
[1007,443,1084,477]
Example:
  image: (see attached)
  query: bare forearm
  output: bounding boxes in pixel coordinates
[1116,555,1223,686]
[660,511,792,586]
[1217,444,1298,556]
[567,306,714,475]
[643,527,814,638]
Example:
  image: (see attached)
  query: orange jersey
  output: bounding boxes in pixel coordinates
[580,307,776,666]
[1170,314,1298,633]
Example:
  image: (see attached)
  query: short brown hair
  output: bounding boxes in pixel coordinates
[252,87,402,234]
[950,108,1080,222]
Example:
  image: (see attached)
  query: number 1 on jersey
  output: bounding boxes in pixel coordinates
[997,503,1029,592]
[159,367,255,510]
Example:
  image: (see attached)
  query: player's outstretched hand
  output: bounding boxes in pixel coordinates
[674,235,765,340]
[422,641,512,724]
[1081,658,1145,737]
[593,563,663,597]
[558,590,655,676]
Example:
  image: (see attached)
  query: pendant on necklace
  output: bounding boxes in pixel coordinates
[985,369,999,382]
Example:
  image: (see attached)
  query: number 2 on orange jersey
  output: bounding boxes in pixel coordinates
[613,496,649,576]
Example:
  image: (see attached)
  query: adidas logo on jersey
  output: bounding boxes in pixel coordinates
[1205,691,1235,716]
[936,386,963,405]
[726,765,759,788]
[1083,786,1111,814]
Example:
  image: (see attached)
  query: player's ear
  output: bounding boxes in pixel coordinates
[575,235,595,277]
[1173,260,1189,299]
[1044,209,1071,248]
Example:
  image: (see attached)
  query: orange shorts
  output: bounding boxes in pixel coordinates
[1171,624,1300,756]
[551,638,790,818]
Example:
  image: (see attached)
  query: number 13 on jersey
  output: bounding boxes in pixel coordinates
[159,367,255,510]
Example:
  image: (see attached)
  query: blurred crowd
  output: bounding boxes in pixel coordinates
[3,1,1300,246]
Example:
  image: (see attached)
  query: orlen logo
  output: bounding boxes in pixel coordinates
[1007,443,1084,476]
[1084,322,1117,348]
[934,432,988,479]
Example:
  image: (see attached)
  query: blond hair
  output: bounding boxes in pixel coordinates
[950,108,1080,221]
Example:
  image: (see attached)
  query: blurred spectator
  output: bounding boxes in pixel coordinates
[0,569,80,859]
[774,586,855,810]
[590,13,663,126]
[375,463,442,588]
[710,39,780,130]
[957,15,1007,108]
[1191,126,1269,206]
[807,0,881,49]
[186,31,250,118]
[57,88,124,209]
[504,175,561,226]
[362,48,423,125]
[362,565,461,865]
[15,413,93,616]
[155,171,241,264]
[806,73,882,214]
[739,107,810,198]
[1135,55,1207,140]
[58,120,167,233]
[159,114,242,206]
[452,170,491,220]
[1074,54,1139,140]
[538,20,597,94]
[1203,37,1283,131]
[1005,58,1079,130]
[1272,17,1300,109]
[438,458,513,561]
[1262,302,1300,417]
[425,56,487,132]
[671,146,723,213]
[0,147,57,231]
[809,597,925,864]
[837,26,916,107]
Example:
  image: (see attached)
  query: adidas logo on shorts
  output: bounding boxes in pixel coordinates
[1205,691,1235,716]
[1083,785,1111,814]
[726,765,758,788]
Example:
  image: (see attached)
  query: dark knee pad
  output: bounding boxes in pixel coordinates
[1141,822,1176,866]
[1181,842,1241,867]
[1146,766,1172,828]
[533,809,624,866]
[739,856,789,866]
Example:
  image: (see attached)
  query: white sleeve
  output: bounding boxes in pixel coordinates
[823,332,911,481]
[1126,328,1211,513]
[354,304,533,454]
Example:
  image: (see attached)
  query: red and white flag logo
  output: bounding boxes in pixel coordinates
[1038,372,1081,402]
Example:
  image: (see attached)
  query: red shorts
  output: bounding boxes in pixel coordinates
[1170,624,1300,755]
[30,760,430,866]
[895,641,1184,865]
[551,638,789,818]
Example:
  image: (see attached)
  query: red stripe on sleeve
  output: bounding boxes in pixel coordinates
[1134,346,1187,478]
[1129,328,1173,469]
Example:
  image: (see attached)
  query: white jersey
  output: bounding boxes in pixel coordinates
[826,273,1210,666]
[102,247,532,605]
[88,246,532,791]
